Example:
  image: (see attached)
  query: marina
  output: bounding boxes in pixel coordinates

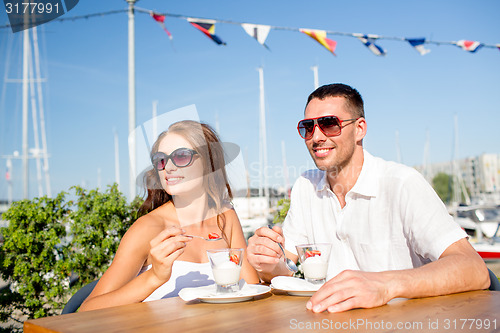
[450,204,500,260]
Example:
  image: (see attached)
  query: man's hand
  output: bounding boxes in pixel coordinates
[306,238,490,313]
[306,270,393,313]
[246,225,294,281]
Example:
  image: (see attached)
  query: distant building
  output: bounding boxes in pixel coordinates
[415,153,500,203]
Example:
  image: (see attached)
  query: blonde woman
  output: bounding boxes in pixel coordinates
[80,121,258,311]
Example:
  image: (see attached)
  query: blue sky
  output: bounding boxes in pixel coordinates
[0,0,499,201]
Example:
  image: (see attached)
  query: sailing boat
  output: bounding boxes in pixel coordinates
[447,115,500,260]
[451,204,500,260]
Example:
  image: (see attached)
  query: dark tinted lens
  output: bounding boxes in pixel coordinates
[172,149,194,167]
[152,152,167,171]
[298,119,315,138]
[318,116,341,136]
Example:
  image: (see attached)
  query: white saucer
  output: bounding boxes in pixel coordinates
[269,276,321,296]
[270,286,315,297]
[179,284,271,304]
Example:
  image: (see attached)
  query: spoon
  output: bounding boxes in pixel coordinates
[185,234,223,242]
[268,225,298,273]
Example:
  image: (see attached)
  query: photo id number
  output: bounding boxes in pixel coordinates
[443,318,497,330]
[5,2,60,14]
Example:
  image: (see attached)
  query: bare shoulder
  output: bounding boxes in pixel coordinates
[123,209,168,243]
[221,204,248,245]
[112,207,172,264]
[221,204,241,226]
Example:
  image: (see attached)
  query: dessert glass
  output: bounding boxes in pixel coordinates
[295,243,332,284]
[207,248,243,293]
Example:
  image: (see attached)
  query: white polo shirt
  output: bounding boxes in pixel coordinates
[283,150,467,279]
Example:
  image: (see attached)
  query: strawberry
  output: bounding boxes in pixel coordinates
[305,250,321,258]
[208,232,219,239]
[229,253,239,264]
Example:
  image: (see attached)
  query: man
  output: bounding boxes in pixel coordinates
[247,83,489,313]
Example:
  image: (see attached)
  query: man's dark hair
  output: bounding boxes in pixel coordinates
[306,83,365,118]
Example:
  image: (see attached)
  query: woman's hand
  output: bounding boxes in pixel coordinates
[148,226,192,283]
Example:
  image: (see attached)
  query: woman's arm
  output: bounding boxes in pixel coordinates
[79,217,191,311]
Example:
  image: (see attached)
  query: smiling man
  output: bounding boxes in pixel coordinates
[247,83,489,313]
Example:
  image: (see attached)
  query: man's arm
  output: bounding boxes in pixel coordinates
[306,238,490,313]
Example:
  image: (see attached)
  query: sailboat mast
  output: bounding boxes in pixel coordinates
[281,140,290,197]
[257,67,269,201]
[452,114,460,204]
[452,114,471,205]
[22,28,29,199]
[311,65,319,90]
[114,128,120,190]
[28,47,44,197]
[128,0,137,200]
[32,27,51,197]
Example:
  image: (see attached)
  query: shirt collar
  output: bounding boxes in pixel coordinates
[349,150,378,197]
[316,171,329,192]
[314,150,378,197]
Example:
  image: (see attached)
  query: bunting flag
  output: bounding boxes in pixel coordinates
[300,29,337,55]
[5,158,11,182]
[354,34,386,56]
[455,40,483,53]
[187,18,226,45]
[150,12,173,39]
[406,38,431,55]
[241,23,271,50]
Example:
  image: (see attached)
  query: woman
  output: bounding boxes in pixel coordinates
[80,121,259,311]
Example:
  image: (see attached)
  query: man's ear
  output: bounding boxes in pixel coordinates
[355,117,367,142]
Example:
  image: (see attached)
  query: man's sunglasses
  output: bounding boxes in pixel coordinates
[151,148,198,171]
[297,116,359,140]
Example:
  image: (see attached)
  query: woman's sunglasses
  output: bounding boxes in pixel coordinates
[151,148,198,171]
[297,116,359,140]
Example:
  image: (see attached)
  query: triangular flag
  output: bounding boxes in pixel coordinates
[187,18,226,45]
[406,38,431,55]
[300,29,337,55]
[241,23,271,50]
[150,12,172,40]
[455,40,483,53]
[354,34,386,56]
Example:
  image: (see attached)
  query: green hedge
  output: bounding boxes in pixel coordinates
[0,184,142,331]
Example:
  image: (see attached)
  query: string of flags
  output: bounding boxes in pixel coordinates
[1,8,498,57]
[140,8,499,57]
